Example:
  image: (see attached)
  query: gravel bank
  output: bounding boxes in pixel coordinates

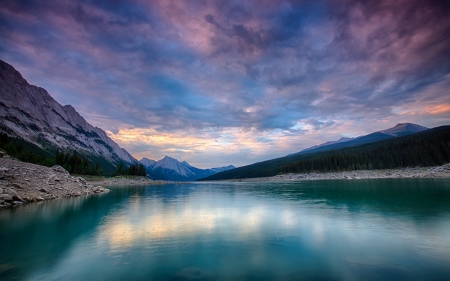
[88,176,168,186]
[0,156,109,208]
[228,163,450,182]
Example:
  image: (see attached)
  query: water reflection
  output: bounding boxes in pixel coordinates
[1,179,449,281]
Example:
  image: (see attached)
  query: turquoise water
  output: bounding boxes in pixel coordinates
[1,178,450,281]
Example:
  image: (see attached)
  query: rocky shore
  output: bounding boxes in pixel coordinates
[0,156,109,208]
[88,176,167,186]
[230,163,450,182]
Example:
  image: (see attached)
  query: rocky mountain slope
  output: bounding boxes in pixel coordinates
[293,123,428,156]
[0,154,109,208]
[0,59,136,166]
[140,156,235,181]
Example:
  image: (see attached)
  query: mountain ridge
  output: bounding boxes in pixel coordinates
[199,123,439,181]
[0,59,137,171]
[292,123,428,156]
[140,156,235,181]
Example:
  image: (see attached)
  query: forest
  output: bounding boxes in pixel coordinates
[55,150,103,175]
[199,125,450,180]
[0,132,55,167]
[282,126,450,173]
[113,162,146,177]
[0,132,112,176]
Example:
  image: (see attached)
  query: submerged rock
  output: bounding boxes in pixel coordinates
[173,267,215,281]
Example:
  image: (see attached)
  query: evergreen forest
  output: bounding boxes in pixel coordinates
[113,162,146,177]
[199,125,450,180]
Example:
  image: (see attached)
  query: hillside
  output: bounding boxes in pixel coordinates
[199,125,450,181]
[0,60,137,175]
[291,123,428,156]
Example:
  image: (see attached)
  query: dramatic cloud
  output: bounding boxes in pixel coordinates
[1,0,449,167]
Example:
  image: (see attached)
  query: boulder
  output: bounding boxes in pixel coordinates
[51,165,70,176]
[0,169,4,179]
[0,194,13,202]
[92,186,109,193]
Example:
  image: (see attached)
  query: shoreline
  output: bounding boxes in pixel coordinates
[2,153,449,208]
[0,156,109,208]
[87,176,170,186]
[224,163,450,182]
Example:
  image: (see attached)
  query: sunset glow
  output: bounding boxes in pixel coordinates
[1,0,449,167]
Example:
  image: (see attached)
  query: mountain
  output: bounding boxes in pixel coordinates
[379,123,428,137]
[0,59,136,173]
[292,123,428,156]
[199,123,436,181]
[140,156,235,181]
[139,157,156,169]
[209,165,236,173]
[300,137,354,153]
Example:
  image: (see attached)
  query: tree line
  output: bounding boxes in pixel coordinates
[55,150,103,175]
[113,162,146,176]
[0,132,55,166]
[200,125,450,180]
[282,126,450,173]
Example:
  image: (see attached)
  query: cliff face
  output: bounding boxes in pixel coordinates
[0,59,136,164]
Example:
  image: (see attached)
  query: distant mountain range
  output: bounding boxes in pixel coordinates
[140,156,235,181]
[200,122,438,181]
[0,59,234,178]
[291,123,428,156]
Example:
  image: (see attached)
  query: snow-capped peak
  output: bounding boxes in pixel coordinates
[153,156,195,177]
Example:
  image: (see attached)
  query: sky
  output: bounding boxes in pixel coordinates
[1,0,450,168]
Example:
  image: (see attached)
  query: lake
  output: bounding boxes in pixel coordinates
[1,178,450,281]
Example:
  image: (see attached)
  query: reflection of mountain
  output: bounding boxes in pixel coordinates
[140,156,235,181]
[248,179,450,216]
[1,181,449,281]
[0,192,128,280]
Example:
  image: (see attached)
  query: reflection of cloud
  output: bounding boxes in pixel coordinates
[98,194,301,250]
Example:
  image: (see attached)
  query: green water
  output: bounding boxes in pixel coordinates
[1,178,450,281]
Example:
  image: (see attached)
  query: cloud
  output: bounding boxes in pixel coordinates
[0,0,449,167]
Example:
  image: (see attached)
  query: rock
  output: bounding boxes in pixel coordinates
[0,151,5,157]
[77,177,86,183]
[12,201,23,205]
[4,188,17,197]
[0,169,5,179]
[0,194,13,202]
[92,186,109,193]
[52,165,70,175]
[39,188,48,193]
[173,267,215,281]
[0,187,3,193]
[11,183,22,189]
